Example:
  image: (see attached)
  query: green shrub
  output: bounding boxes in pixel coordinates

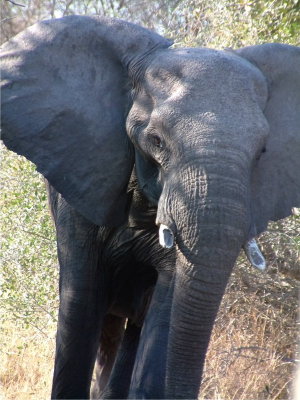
[0,144,58,331]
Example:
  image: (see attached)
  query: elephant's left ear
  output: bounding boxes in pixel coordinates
[0,16,171,226]
[237,44,300,235]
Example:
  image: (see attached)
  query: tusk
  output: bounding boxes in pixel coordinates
[159,224,174,249]
[243,238,266,271]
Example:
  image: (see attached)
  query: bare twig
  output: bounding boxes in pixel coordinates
[118,0,125,11]
[99,0,107,15]
[109,0,115,11]
[1,16,17,23]
[50,0,56,18]
[5,0,25,7]
[221,346,299,364]
[21,319,49,337]
[63,0,74,16]
[20,228,53,241]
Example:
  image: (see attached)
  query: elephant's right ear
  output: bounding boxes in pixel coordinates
[1,16,171,226]
[236,44,300,235]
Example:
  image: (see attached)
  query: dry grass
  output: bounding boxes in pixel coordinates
[201,222,299,400]
[0,322,56,400]
[201,263,298,400]
[1,226,299,399]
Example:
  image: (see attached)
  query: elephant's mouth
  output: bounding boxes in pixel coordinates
[157,223,266,271]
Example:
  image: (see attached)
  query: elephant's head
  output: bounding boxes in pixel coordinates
[1,16,299,398]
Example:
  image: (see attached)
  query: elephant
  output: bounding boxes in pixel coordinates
[1,15,299,399]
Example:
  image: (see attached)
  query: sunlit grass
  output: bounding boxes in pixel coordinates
[201,256,298,400]
[0,321,56,400]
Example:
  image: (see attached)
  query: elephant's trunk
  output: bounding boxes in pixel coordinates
[162,157,249,398]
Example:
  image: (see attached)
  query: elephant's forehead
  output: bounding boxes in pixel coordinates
[138,48,269,140]
[145,47,267,105]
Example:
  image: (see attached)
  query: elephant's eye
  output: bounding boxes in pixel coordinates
[148,134,163,149]
[256,146,267,160]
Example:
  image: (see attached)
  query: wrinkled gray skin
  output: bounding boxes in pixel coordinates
[1,15,299,399]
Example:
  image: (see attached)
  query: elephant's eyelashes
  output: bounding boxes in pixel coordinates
[255,146,267,160]
[148,134,163,149]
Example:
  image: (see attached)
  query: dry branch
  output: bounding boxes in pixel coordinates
[5,0,25,7]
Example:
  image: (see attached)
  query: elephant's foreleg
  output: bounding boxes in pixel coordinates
[91,314,125,399]
[129,270,174,399]
[51,198,107,399]
[101,321,142,399]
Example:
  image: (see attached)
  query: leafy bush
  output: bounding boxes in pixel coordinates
[0,144,58,331]
[167,0,299,48]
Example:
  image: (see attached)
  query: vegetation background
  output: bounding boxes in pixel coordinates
[1,0,299,399]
